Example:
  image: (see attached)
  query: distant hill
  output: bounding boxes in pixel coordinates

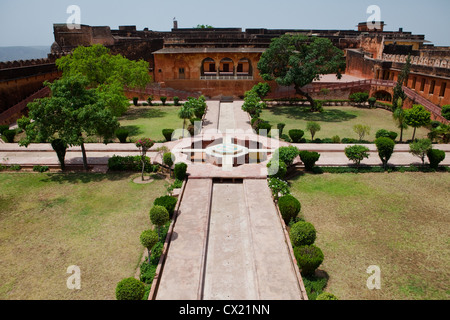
[0,46,51,62]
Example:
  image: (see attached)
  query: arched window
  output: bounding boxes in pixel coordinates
[219,58,234,75]
[236,58,252,76]
[201,58,216,76]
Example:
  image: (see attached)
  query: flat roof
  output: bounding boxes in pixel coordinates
[153,47,266,54]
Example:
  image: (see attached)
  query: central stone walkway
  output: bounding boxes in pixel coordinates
[155,100,306,300]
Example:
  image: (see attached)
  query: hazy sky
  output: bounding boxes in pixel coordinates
[0,0,449,47]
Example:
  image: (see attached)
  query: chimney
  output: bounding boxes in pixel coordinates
[399,27,403,33]
[173,18,178,30]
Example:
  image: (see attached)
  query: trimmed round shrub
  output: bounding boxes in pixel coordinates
[154,195,178,219]
[162,129,175,142]
[427,149,446,169]
[174,162,188,181]
[278,195,301,225]
[277,123,286,136]
[299,151,321,171]
[2,129,16,143]
[289,221,316,247]
[115,278,145,300]
[149,205,170,228]
[163,152,174,168]
[133,97,139,106]
[289,129,305,143]
[160,96,167,105]
[316,292,339,300]
[267,160,287,179]
[140,229,159,250]
[115,128,129,143]
[275,146,299,166]
[257,122,272,135]
[376,129,398,141]
[375,137,395,169]
[293,245,324,276]
[173,96,180,106]
[0,125,9,135]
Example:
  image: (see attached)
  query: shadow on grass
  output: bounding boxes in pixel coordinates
[120,125,143,137]
[120,107,168,121]
[39,172,137,184]
[268,106,357,123]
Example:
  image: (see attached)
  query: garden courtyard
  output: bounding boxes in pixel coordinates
[0,172,167,300]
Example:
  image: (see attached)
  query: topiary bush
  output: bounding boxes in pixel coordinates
[376,129,397,141]
[154,195,178,219]
[115,128,129,143]
[316,292,339,300]
[375,137,395,170]
[289,129,305,143]
[162,129,175,142]
[274,146,299,166]
[160,96,167,106]
[150,205,170,238]
[442,105,450,121]
[2,129,16,143]
[0,125,9,135]
[115,278,145,300]
[277,123,286,136]
[427,149,446,169]
[289,221,316,247]
[133,97,139,106]
[163,152,174,169]
[108,156,154,173]
[278,195,301,225]
[257,122,272,135]
[267,160,287,179]
[174,162,188,181]
[299,151,321,171]
[293,245,324,276]
[173,96,180,106]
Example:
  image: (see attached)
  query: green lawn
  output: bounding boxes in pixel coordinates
[261,105,429,141]
[0,172,168,300]
[290,172,450,300]
[118,105,185,142]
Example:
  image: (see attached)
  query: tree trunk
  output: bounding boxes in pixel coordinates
[412,127,417,141]
[400,127,404,143]
[141,155,146,181]
[80,143,89,171]
[148,248,151,265]
[295,85,316,111]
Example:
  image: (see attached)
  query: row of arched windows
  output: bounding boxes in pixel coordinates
[200,57,253,78]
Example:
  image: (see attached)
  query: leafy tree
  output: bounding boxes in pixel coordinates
[353,124,371,142]
[258,35,345,112]
[409,139,432,166]
[442,105,450,121]
[428,123,450,144]
[136,138,155,181]
[149,205,170,239]
[56,44,150,116]
[196,24,214,29]
[392,55,411,109]
[242,90,266,118]
[251,82,271,99]
[345,145,370,169]
[178,105,194,138]
[19,75,119,171]
[375,137,396,170]
[140,229,159,264]
[306,122,321,140]
[393,98,408,142]
[404,105,431,141]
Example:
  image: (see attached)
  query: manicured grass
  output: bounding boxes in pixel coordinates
[0,172,168,300]
[261,105,429,141]
[290,172,450,300]
[118,105,185,142]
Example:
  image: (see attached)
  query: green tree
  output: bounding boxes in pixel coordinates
[409,139,432,166]
[353,124,371,142]
[19,75,119,171]
[242,90,266,118]
[136,138,155,181]
[345,145,370,169]
[258,35,345,112]
[178,105,194,138]
[306,122,321,140]
[405,105,431,141]
[56,44,150,116]
[149,205,170,239]
[140,229,159,264]
[441,105,450,121]
[251,82,271,99]
[393,98,408,142]
[375,137,396,170]
[392,54,411,109]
